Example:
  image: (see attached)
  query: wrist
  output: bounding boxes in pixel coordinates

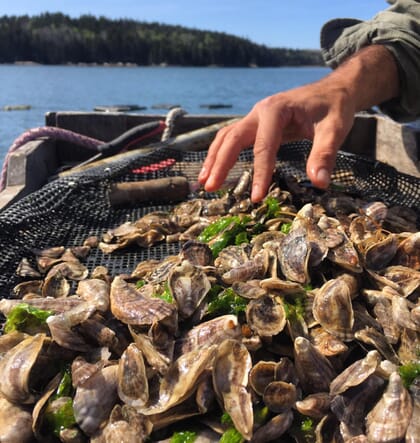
[322,45,400,113]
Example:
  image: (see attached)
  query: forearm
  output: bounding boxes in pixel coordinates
[321,1,420,121]
[319,44,400,114]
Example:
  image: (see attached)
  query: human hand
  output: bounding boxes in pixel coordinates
[198,81,356,202]
[198,45,400,203]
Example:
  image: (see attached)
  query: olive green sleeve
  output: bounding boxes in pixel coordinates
[320,0,420,122]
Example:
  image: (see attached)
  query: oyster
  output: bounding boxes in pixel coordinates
[129,327,172,375]
[364,233,398,270]
[222,249,269,284]
[249,361,277,396]
[214,244,250,274]
[141,345,217,415]
[0,333,57,404]
[41,267,70,298]
[47,302,97,351]
[246,294,286,337]
[330,374,385,439]
[16,257,41,278]
[263,381,297,413]
[310,326,349,356]
[392,295,419,331]
[250,410,293,443]
[94,404,152,443]
[73,364,119,436]
[295,392,331,418]
[212,339,253,441]
[180,240,213,266]
[293,336,336,393]
[406,377,419,443]
[318,214,363,273]
[76,278,110,312]
[366,372,413,443]
[355,327,400,364]
[329,350,381,396]
[110,276,178,332]
[312,274,355,341]
[168,259,211,319]
[117,343,149,408]
[368,265,420,297]
[373,297,401,344]
[279,223,311,284]
[0,394,33,442]
[174,314,242,357]
[392,231,420,270]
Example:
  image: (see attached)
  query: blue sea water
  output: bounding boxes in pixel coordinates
[0,64,330,163]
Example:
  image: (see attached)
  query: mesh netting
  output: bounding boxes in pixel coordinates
[0,140,419,297]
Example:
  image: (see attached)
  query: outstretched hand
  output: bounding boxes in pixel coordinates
[198,81,356,202]
[198,45,400,202]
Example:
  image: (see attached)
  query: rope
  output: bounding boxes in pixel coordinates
[0,127,103,191]
[161,107,187,141]
[1,109,186,192]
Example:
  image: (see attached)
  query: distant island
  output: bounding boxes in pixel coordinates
[0,13,324,67]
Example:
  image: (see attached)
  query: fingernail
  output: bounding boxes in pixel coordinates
[316,168,330,188]
[251,184,262,203]
[198,166,207,180]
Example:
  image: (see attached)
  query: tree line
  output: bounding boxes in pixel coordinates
[0,13,324,67]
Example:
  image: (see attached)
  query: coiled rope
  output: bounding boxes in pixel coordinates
[0,127,103,191]
[0,108,187,192]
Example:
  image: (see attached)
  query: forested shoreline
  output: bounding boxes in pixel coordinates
[0,13,324,67]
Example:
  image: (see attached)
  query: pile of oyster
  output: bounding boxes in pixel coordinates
[0,171,419,442]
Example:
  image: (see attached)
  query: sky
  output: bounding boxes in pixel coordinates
[1,0,390,49]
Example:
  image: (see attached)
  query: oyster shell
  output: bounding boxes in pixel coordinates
[110,276,178,333]
[168,259,211,319]
[47,302,97,351]
[392,296,419,331]
[250,410,293,443]
[174,314,242,357]
[0,394,33,442]
[330,374,385,439]
[293,336,336,394]
[212,339,253,441]
[295,392,331,419]
[263,380,297,413]
[94,404,152,443]
[318,214,363,273]
[0,333,56,404]
[392,231,420,270]
[329,350,381,396]
[222,249,269,284]
[76,278,110,312]
[141,345,217,415]
[406,376,420,443]
[368,265,420,297]
[180,240,213,266]
[117,343,149,408]
[366,372,413,443]
[312,274,355,341]
[73,364,119,436]
[364,233,398,270]
[246,294,286,338]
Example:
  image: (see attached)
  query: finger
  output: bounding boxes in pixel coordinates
[201,118,257,192]
[198,126,229,184]
[250,111,286,202]
[306,117,351,189]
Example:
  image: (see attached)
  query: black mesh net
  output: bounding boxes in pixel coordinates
[0,140,419,297]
